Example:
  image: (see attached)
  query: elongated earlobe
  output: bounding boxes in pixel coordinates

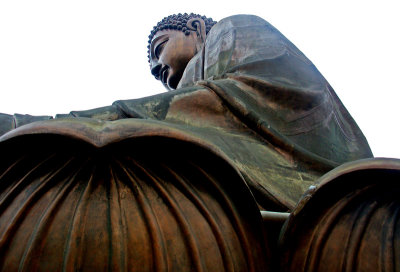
[186,18,206,51]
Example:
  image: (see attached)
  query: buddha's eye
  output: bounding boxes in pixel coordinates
[155,39,168,59]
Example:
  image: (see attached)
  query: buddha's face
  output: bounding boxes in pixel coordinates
[150,29,199,90]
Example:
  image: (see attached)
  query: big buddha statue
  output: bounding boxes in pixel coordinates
[0,13,373,210]
[0,13,398,271]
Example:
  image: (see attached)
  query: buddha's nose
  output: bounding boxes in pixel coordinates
[151,63,162,80]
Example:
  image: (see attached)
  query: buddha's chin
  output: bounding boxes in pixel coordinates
[167,70,184,91]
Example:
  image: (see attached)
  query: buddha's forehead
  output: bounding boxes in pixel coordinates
[151,29,182,44]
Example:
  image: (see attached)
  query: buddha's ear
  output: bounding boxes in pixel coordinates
[186,18,206,51]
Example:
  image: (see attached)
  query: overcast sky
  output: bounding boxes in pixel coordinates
[0,0,399,158]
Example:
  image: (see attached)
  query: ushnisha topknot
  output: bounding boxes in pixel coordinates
[147,13,217,64]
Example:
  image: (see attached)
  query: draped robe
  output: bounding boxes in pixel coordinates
[0,15,372,211]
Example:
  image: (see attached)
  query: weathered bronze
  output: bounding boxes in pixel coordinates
[0,14,373,211]
[279,158,400,271]
[0,123,270,271]
[0,13,396,271]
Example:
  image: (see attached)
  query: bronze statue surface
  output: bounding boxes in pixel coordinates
[0,13,392,271]
[0,14,372,211]
[279,158,400,271]
[0,129,271,271]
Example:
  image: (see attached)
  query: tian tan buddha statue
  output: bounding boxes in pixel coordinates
[0,13,399,271]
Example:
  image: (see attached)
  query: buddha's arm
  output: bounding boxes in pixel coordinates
[0,113,53,136]
[55,104,127,120]
[0,104,127,137]
[0,86,204,137]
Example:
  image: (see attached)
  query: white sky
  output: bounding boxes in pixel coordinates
[0,1,399,158]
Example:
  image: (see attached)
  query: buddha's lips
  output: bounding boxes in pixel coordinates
[161,67,169,85]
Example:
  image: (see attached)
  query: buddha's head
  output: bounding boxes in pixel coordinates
[148,13,217,90]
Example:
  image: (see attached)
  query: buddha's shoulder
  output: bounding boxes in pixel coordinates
[215,14,270,28]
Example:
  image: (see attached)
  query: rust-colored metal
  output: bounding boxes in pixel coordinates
[279,158,400,272]
[0,13,393,271]
[0,14,373,212]
[0,129,271,271]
